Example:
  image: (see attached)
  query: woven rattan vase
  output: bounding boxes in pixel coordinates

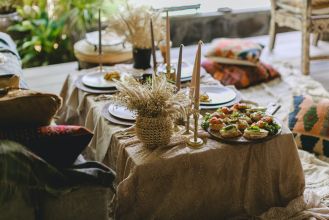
[136,115,173,150]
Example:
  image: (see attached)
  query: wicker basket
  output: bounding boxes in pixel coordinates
[135,115,173,150]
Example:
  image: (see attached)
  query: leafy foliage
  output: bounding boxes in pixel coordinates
[8,0,120,67]
[8,6,74,67]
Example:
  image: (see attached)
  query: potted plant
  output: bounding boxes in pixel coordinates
[0,0,21,32]
[108,2,163,69]
[112,75,188,149]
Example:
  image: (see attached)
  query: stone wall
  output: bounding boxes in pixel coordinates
[170,9,290,47]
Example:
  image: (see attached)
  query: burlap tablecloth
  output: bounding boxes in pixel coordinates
[57,62,329,219]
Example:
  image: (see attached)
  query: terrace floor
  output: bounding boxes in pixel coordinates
[23,31,329,95]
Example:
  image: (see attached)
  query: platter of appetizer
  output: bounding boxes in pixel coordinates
[201,103,281,144]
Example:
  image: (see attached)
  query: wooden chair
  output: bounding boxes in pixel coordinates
[269,0,329,75]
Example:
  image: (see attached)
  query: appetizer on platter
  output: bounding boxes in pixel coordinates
[200,92,211,103]
[104,71,120,81]
[209,117,225,131]
[202,102,281,140]
[220,124,242,138]
[243,126,269,140]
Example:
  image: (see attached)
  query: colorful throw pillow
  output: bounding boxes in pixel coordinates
[201,60,280,89]
[0,125,93,168]
[289,95,329,156]
[205,38,264,64]
[0,89,62,128]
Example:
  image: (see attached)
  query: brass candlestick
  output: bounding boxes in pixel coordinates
[187,109,204,148]
[183,99,193,135]
[166,65,176,83]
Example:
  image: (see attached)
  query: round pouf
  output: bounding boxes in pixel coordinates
[135,116,173,150]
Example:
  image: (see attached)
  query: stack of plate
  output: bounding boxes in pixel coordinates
[199,86,241,109]
[102,103,136,126]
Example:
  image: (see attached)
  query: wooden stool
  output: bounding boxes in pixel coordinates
[74,39,133,70]
[269,0,329,75]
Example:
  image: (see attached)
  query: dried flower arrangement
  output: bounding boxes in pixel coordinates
[107,1,164,49]
[112,75,189,118]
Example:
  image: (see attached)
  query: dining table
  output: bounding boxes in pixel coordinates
[56,45,314,219]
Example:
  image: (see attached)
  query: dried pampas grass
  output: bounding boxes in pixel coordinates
[107,1,164,49]
[112,75,189,118]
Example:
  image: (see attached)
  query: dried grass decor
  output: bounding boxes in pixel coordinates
[107,1,164,49]
[112,75,189,149]
[112,75,188,118]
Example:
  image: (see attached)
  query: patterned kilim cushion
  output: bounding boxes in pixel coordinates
[289,95,329,156]
[205,38,264,64]
[201,60,280,89]
[0,125,93,168]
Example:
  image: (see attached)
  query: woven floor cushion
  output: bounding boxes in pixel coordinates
[278,0,329,14]
[0,89,62,128]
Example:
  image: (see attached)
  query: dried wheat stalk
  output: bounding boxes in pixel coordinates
[112,75,189,118]
[107,1,164,49]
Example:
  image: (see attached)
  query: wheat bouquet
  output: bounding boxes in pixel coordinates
[112,75,188,149]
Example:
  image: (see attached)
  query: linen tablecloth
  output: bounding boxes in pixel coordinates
[112,126,305,219]
[57,58,329,218]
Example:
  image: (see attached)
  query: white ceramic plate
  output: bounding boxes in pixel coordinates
[82,70,126,89]
[200,86,237,106]
[108,104,136,121]
[102,104,134,126]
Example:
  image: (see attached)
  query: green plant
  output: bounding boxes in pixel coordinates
[0,0,22,14]
[8,7,74,67]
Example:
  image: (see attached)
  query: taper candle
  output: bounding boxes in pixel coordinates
[166,11,171,71]
[194,41,202,110]
[176,44,183,91]
[98,9,103,72]
[189,44,198,98]
[150,19,157,74]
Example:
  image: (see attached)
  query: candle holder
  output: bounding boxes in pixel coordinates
[157,64,176,83]
[187,109,204,148]
[158,40,172,64]
[183,101,193,135]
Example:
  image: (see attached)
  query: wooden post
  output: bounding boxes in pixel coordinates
[269,0,278,52]
[301,0,311,75]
